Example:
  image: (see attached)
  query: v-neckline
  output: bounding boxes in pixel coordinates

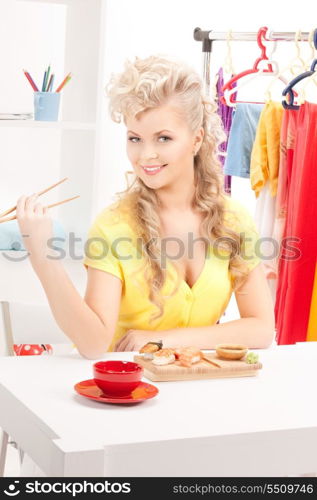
[167,244,210,293]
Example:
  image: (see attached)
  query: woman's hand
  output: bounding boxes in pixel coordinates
[16,194,55,267]
[114,330,168,352]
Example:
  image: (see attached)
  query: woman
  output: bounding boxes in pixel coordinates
[16,55,275,358]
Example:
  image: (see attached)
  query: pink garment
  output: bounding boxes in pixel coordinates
[274,110,298,332]
[271,109,298,281]
[254,182,277,279]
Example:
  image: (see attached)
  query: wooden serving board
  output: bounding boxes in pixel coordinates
[134,353,262,382]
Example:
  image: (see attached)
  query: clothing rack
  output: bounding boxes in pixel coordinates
[193,28,313,95]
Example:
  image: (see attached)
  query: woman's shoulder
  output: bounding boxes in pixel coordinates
[90,199,135,235]
[223,193,248,213]
[222,194,258,233]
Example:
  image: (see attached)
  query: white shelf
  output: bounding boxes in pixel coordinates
[17,0,72,4]
[0,120,96,130]
[2,0,106,250]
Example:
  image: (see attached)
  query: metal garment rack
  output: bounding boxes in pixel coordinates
[193,28,312,95]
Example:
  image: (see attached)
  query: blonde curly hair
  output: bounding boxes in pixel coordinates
[105,54,250,322]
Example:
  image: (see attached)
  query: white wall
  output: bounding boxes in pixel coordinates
[0,0,66,114]
[0,0,67,212]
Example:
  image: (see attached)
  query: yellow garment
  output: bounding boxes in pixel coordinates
[250,100,284,198]
[307,262,317,341]
[83,196,261,351]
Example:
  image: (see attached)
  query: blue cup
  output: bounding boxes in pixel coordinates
[34,92,61,121]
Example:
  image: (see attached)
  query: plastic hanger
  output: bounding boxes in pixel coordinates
[223,37,287,107]
[264,64,300,103]
[263,29,305,102]
[213,29,237,104]
[303,28,316,70]
[223,29,236,77]
[225,41,276,107]
[288,29,307,76]
[221,26,276,106]
[296,29,317,105]
[264,64,298,104]
[224,59,279,107]
[296,71,317,105]
[282,28,317,110]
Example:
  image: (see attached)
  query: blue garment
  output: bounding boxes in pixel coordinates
[0,220,66,250]
[224,103,264,178]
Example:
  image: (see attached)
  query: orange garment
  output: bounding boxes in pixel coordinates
[250,100,284,198]
[307,261,317,341]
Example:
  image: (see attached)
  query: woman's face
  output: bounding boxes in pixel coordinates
[125,103,203,190]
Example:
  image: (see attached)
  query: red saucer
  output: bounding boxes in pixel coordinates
[74,379,159,404]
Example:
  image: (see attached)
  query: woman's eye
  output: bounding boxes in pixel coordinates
[128,136,171,143]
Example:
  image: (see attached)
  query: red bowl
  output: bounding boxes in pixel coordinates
[93,360,143,396]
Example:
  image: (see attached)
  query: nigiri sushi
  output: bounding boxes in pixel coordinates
[175,346,203,367]
[139,340,163,354]
[152,348,175,365]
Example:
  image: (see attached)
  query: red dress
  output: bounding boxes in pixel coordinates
[275,101,317,344]
[274,109,298,331]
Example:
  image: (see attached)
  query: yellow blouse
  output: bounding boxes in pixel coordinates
[307,261,317,341]
[83,195,261,351]
[250,100,284,198]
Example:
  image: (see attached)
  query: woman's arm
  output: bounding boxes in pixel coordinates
[16,194,122,359]
[115,263,275,351]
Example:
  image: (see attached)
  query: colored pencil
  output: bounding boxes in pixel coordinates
[23,69,39,92]
[50,74,55,92]
[46,74,54,92]
[41,70,47,91]
[55,72,72,92]
[45,64,51,91]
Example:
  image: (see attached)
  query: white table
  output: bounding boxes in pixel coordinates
[0,343,317,477]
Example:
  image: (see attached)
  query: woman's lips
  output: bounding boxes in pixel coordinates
[141,164,168,175]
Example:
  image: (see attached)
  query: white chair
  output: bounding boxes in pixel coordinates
[0,300,71,476]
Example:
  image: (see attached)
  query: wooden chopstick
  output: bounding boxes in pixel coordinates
[0,195,80,224]
[202,355,221,368]
[0,177,69,219]
[46,195,80,210]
